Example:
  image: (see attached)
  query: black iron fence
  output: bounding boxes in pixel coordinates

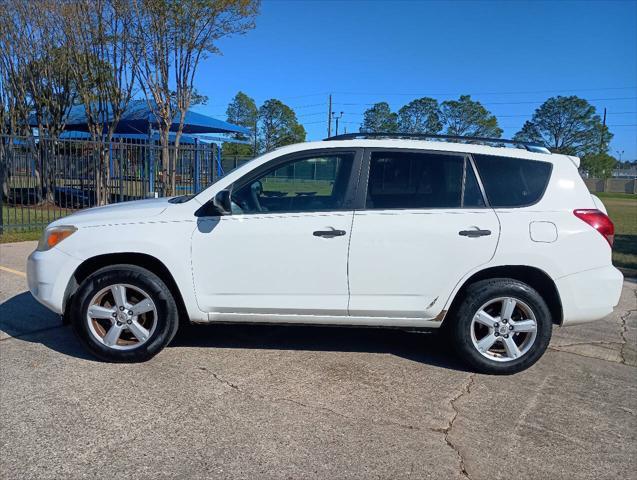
[0,135,253,233]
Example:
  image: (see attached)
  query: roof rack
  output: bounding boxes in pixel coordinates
[324,133,551,154]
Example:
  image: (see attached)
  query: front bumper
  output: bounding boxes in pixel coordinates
[556,265,624,325]
[27,248,82,315]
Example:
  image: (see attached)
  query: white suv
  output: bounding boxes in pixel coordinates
[27,135,624,374]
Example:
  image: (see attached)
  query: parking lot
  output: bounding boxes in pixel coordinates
[1,240,635,479]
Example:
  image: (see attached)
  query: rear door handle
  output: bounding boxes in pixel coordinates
[313,229,346,238]
[459,229,492,238]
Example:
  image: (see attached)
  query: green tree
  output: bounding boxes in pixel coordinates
[581,152,617,179]
[398,97,442,134]
[224,91,257,156]
[132,0,260,195]
[258,99,305,153]
[360,102,398,133]
[513,96,612,156]
[440,95,502,138]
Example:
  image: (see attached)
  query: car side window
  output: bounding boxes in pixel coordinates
[472,154,552,207]
[365,151,484,209]
[231,153,355,214]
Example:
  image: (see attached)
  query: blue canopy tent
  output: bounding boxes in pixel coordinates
[29,100,251,193]
[53,100,250,137]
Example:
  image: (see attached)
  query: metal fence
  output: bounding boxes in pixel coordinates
[0,135,253,233]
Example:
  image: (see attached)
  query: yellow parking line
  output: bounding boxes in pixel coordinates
[0,265,26,278]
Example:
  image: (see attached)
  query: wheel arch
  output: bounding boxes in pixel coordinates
[443,265,563,326]
[62,252,189,324]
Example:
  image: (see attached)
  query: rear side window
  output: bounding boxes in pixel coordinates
[365,151,485,209]
[473,155,552,207]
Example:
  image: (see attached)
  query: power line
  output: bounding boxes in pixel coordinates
[206,86,636,109]
[331,86,637,97]
[331,96,637,108]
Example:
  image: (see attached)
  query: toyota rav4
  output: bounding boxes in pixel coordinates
[27,134,624,374]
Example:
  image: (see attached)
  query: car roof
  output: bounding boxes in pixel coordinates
[271,139,575,165]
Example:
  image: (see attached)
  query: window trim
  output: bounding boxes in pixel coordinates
[224,148,364,216]
[356,147,489,211]
[470,153,554,209]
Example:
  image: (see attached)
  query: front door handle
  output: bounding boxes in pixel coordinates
[459,228,492,238]
[313,229,346,238]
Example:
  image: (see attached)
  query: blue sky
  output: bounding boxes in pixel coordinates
[193,0,637,160]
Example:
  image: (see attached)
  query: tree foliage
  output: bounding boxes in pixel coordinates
[581,152,617,179]
[440,95,502,138]
[0,0,75,203]
[398,97,442,134]
[58,0,141,204]
[258,99,305,153]
[132,0,260,195]
[361,102,398,133]
[0,0,74,139]
[224,91,257,156]
[513,96,612,157]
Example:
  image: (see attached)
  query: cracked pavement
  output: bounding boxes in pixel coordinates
[1,241,636,479]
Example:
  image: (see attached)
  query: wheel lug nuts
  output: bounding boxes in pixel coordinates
[112,313,117,318]
[509,325,514,330]
[494,332,499,337]
[127,320,132,324]
[128,310,133,315]
[502,319,508,324]
[116,321,122,326]
[494,322,499,328]
[504,334,509,338]
[119,306,124,311]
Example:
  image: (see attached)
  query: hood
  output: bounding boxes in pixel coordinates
[49,197,174,228]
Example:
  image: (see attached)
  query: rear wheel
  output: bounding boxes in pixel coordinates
[450,278,552,374]
[71,265,179,362]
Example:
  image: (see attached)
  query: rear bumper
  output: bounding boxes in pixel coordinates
[556,265,624,325]
[27,248,81,315]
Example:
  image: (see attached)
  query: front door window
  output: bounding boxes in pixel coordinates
[231,153,355,214]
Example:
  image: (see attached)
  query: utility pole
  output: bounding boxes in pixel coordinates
[599,107,607,153]
[327,94,332,138]
[332,111,344,136]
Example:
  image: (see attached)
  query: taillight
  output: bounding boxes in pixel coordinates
[573,209,615,247]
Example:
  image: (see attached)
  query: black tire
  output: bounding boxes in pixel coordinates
[71,264,179,362]
[449,278,552,374]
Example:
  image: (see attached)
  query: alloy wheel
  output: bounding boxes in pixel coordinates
[86,283,158,350]
[470,297,538,362]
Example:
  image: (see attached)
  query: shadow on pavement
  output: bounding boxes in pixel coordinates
[0,292,95,360]
[0,291,469,372]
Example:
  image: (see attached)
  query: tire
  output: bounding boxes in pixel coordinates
[449,278,552,374]
[71,264,179,362]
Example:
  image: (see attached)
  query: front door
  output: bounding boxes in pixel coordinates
[348,149,499,320]
[191,149,361,319]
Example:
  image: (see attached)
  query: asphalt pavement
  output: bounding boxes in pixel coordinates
[1,241,635,479]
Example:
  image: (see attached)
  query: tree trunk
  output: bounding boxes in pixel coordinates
[160,127,170,197]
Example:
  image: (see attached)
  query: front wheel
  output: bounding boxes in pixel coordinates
[71,265,179,362]
[450,279,552,374]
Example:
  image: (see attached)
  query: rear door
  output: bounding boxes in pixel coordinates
[347,148,499,320]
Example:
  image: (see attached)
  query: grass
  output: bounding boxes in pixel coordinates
[595,191,637,201]
[1,204,72,243]
[0,229,41,243]
[596,193,637,271]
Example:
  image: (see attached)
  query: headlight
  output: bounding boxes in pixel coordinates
[37,226,77,251]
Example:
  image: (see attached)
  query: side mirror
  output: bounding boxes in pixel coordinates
[211,190,232,215]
